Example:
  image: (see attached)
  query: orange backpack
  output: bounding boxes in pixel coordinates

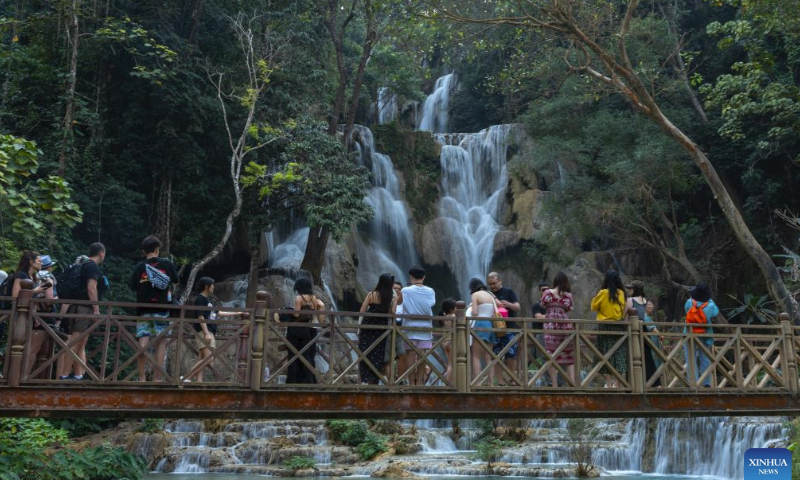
[686,300,709,334]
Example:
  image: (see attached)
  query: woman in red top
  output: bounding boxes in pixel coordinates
[542,271,574,387]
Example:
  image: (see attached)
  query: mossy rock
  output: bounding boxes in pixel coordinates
[373,122,442,225]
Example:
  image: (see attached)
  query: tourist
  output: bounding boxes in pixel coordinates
[129,236,179,382]
[2,252,49,377]
[399,266,435,386]
[625,280,660,387]
[487,272,520,383]
[27,255,59,377]
[591,270,627,388]
[358,273,397,384]
[285,277,323,384]
[683,283,718,388]
[469,277,498,385]
[184,277,242,382]
[542,271,575,387]
[59,243,107,381]
[438,298,457,382]
[530,281,549,361]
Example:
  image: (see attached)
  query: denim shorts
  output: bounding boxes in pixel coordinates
[136,312,170,338]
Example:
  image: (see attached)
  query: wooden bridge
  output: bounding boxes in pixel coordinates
[2,281,800,419]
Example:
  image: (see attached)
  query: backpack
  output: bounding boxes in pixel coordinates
[145,263,171,291]
[0,275,13,310]
[686,300,709,334]
[57,263,85,300]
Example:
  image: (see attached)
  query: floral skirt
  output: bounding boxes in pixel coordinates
[597,323,628,376]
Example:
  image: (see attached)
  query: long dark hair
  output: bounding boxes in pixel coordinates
[601,269,624,305]
[690,283,712,303]
[469,278,487,294]
[17,250,40,274]
[294,277,314,296]
[373,273,395,313]
[552,271,571,293]
[439,298,457,316]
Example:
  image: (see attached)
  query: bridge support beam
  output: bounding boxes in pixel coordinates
[7,280,33,387]
[454,301,468,393]
[2,387,800,419]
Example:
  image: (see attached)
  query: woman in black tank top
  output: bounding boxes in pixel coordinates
[357,273,397,384]
[286,277,323,384]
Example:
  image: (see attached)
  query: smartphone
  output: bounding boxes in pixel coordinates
[41,282,53,289]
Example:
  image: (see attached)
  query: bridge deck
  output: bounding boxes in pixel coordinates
[1,286,799,418]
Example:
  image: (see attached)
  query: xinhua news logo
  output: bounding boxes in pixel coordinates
[744,448,791,480]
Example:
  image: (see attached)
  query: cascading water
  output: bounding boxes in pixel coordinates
[417,73,456,133]
[378,87,398,125]
[433,125,520,298]
[351,124,418,288]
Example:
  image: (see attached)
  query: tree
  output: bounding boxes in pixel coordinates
[0,134,82,243]
[180,12,287,303]
[422,0,798,318]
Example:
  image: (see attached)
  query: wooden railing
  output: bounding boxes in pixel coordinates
[1,280,798,395]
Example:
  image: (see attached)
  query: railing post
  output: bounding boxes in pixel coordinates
[7,280,33,387]
[780,312,799,393]
[249,291,268,390]
[454,301,468,393]
[628,307,644,394]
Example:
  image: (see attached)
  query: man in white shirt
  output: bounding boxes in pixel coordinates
[398,265,435,386]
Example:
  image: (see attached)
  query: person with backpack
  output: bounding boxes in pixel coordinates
[0,251,50,377]
[57,243,107,380]
[684,282,719,388]
[129,236,179,382]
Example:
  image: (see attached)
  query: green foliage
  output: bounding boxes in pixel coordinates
[0,418,146,480]
[326,420,369,446]
[137,418,164,434]
[325,420,388,460]
[0,135,82,242]
[784,417,800,479]
[356,431,389,460]
[725,293,778,324]
[474,437,513,465]
[285,455,317,471]
[48,418,120,438]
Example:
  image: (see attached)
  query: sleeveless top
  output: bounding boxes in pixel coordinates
[631,298,647,320]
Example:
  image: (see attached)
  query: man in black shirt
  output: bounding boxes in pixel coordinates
[487,272,521,381]
[59,243,107,380]
[129,236,180,382]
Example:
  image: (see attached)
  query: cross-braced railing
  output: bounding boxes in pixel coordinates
[2,281,800,395]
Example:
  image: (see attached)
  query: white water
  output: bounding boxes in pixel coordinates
[418,73,456,133]
[378,87,398,124]
[433,125,520,298]
[351,124,418,288]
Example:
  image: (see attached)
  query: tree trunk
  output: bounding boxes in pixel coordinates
[58,0,80,177]
[648,107,797,319]
[300,226,329,285]
[180,195,242,304]
[327,36,347,136]
[246,241,261,308]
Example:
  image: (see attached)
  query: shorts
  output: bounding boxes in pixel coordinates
[493,333,518,359]
[194,330,216,350]
[68,305,95,333]
[136,312,171,338]
[473,320,497,344]
[405,339,432,350]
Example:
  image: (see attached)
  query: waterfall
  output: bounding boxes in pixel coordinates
[433,124,520,298]
[378,87,398,124]
[418,73,456,133]
[652,416,784,479]
[351,124,418,288]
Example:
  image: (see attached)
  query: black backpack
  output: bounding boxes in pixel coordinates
[0,275,13,310]
[57,263,85,300]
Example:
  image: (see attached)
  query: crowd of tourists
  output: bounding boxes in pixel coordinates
[284,265,718,388]
[0,236,246,382]
[0,239,718,387]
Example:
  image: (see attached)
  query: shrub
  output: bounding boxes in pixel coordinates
[326,420,368,446]
[285,455,317,472]
[137,418,165,433]
[357,431,389,460]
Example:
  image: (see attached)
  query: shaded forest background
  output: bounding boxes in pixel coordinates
[1,0,799,321]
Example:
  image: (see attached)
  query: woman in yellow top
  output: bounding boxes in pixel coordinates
[590,270,627,388]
